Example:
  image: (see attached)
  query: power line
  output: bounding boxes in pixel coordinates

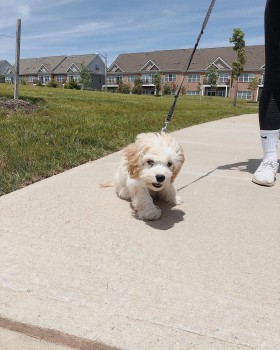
[0,34,15,38]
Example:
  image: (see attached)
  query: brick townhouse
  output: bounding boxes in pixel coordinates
[3,54,106,89]
[1,45,265,98]
[0,60,10,82]
[106,45,265,100]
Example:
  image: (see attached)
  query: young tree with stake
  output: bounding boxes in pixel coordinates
[229,28,247,106]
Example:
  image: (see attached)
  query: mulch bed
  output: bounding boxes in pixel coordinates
[0,99,38,113]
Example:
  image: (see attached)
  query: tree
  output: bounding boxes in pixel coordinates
[229,28,247,106]
[206,65,218,96]
[132,75,142,94]
[79,62,92,90]
[163,83,171,95]
[248,77,259,101]
[153,73,161,96]
[117,81,130,94]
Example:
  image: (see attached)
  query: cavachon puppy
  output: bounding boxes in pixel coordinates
[114,132,185,220]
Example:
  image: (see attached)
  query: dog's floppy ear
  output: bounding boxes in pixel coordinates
[171,146,185,183]
[124,143,140,178]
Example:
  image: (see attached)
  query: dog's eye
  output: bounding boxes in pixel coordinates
[147,160,154,166]
[167,162,173,167]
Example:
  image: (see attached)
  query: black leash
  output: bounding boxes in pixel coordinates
[162,0,216,132]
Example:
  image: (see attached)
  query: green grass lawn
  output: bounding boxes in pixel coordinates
[0,83,258,196]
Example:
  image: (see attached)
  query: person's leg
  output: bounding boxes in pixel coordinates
[253,0,280,186]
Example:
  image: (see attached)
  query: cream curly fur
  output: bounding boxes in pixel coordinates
[115,132,185,220]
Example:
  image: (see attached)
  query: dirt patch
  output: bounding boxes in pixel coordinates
[0,99,38,113]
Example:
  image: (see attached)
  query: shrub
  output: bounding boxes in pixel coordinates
[64,79,81,90]
[34,79,43,86]
[46,79,58,88]
[117,81,130,94]
[163,84,171,95]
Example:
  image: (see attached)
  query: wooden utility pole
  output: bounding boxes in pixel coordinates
[14,19,21,100]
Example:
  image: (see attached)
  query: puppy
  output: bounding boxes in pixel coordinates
[115,132,185,220]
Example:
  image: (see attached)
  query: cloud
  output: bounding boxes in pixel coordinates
[17,5,30,18]
[23,21,112,40]
[162,9,176,16]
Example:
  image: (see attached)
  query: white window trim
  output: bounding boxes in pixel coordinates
[188,74,200,83]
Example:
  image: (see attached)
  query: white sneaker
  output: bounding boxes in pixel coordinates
[252,160,279,186]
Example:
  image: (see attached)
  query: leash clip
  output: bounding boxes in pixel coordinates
[161,121,169,133]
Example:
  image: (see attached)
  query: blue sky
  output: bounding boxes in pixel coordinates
[0,0,266,67]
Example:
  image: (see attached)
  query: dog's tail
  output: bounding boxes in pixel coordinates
[99,180,115,188]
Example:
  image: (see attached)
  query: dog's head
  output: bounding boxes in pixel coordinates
[124,132,185,191]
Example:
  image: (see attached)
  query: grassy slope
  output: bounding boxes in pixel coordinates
[0,84,258,195]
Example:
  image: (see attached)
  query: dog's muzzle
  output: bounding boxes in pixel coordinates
[156,175,165,183]
[152,175,165,188]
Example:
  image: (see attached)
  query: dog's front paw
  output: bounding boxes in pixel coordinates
[175,195,183,205]
[165,194,183,206]
[137,205,161,221]
[118,187,130,200]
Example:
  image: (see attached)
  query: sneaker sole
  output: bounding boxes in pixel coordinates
[252,178,276,187]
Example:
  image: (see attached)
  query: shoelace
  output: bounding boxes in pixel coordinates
[258,161,278,172]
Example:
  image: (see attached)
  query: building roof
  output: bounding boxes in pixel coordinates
[0,60,8,67]
[0,60,10,74]
[10,54,99,75]
[52,54,98,74]
[18,56,67,75]
[108,45,265,74]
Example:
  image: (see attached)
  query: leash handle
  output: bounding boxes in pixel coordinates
[161,0,216,132]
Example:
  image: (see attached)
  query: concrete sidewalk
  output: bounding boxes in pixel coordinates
[0,114,280,350]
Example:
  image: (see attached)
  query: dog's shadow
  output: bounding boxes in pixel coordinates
[178,159,262,192]
[129,159,263,230]
[138,201,185,231]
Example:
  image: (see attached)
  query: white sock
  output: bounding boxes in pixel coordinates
[260,130,279,162]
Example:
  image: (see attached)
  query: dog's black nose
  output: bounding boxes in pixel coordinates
[156,174,165,183]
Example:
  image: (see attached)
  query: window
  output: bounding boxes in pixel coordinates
[187,91,199,96]
[56,75,64,82]
[41,75,51,84]
[217,90,226,97]
[237,91,252,100]
[68,74,80,81]
[108,76,122,84]
[188,74,200,82]
[238,73,254,82]
[95,64,99,71]
[128,75,135,83]
[165,74,176,82]
[28,76,36,83]
[142,88,155,95]
[218,73,230,83]
[141,74,153,84]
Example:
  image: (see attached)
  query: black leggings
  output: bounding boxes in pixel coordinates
[259,0,280,130]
